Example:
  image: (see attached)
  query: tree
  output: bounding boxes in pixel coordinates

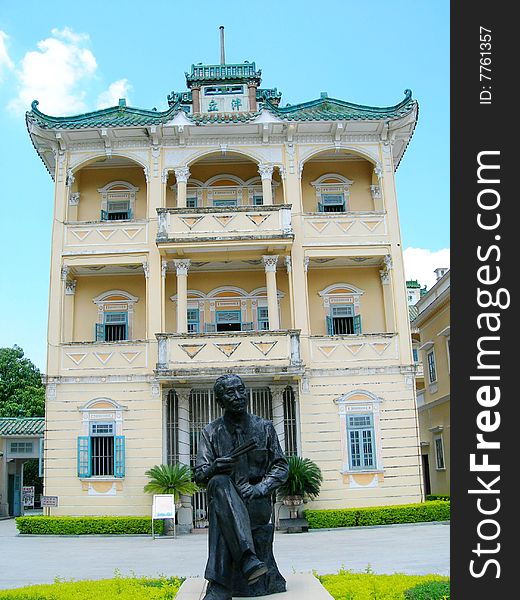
[144,463,199,503]
[0,346,45,418]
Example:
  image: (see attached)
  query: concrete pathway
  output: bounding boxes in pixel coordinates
[0,519,449,590]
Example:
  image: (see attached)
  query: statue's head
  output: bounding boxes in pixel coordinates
[214,374,248,415]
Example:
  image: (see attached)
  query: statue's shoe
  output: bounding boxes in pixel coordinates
[203,581,232,600]
[242,556,268,584]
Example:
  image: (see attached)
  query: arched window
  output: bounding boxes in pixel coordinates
[319,283,364,335]
[311,174,353,213]
[93,290,138,342]
[334,390,383,474]
[97,181,138,221]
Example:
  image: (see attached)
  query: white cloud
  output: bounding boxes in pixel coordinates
[97,78,132,109]
[403,247,450,290]
[8,28,97,115]
[0,31,15,78]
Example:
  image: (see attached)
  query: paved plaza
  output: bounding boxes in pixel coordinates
[0,518,449,590]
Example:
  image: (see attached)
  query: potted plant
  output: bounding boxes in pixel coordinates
[277,456,323,518]
[144,463,199,534]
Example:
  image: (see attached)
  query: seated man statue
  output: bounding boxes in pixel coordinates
[195,374,289,600]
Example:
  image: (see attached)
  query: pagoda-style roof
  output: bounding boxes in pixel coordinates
[186,62,262,86]
[406,279,422,289]
[0,417,45,436]
[27,89,416,130]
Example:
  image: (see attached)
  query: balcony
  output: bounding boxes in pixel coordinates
[302,211,388,245]
[156,330,302,380]
[156,205,293,251]
[59,340,150,375]
[63,219,148,254]
[309,333,399,368]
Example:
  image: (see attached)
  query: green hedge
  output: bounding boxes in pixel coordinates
[404,580,450,599]
[426,494,450,502]
[319,570,449,600]
[304,501,450,529]
[0,576,183,599]
[15,515,164,536]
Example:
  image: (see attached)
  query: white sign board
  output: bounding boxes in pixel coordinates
[22,486,35,508]
[152,494,176,520]
[41,495,59,507]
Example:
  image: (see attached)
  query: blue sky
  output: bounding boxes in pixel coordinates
[0,0,449,370]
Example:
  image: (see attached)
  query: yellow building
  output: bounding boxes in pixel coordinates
[411,270,450,495]
[27,55,424,528]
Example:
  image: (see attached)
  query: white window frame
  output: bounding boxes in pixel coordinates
[310,173,353,213]
[433,433,446,470]
[334,390,383,474]
[93,290,139,341]
[97,181,139,220]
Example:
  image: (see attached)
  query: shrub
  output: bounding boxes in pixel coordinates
[0,575,183,599]
[15,515,164,536]
[426,494,450,502]
[304,501,450,529]
[319,570,449,600]
[404,579,450,599]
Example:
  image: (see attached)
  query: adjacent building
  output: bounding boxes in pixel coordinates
[411,270,450,495]
[27,53,424,527]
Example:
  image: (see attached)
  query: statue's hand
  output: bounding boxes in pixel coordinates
[238,482,265,500]
[211,456,236,475]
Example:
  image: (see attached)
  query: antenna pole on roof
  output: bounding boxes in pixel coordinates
[219,26,225,65]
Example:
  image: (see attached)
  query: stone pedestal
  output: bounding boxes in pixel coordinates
[176,574,334,599]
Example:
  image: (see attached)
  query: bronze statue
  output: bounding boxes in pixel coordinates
[195,374,288,600]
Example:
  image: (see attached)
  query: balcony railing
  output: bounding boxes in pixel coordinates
[64,219,148,252]
[156,330,302,377]
[60,340,149,375]
[309,333,399,367]
[302,210,388,244]
[156,205,293,244]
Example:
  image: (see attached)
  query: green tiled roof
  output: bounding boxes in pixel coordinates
[0,417,45,436]
[406,280,421,289]
[186,62,262,85]
[27,89,415,130]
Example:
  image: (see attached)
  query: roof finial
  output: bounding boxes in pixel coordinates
[219,26,225,65]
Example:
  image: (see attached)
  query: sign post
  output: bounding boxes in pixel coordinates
[41,495,59,517]
[151,494,176,540]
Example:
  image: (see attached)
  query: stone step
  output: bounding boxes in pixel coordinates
[176,573,334,599]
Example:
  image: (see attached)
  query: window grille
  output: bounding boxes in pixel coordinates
[77,426,125,478]
[187,309,200,333]
[103,312,128,342]
[318,193,346,213]
[427,350,437,383]
[283,386,298,457]
[257,307,269,331]
[434,436,445,470]
[101,200,131,221]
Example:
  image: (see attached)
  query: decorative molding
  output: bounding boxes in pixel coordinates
[174,167,191,183]
[258,164,274,180]
[61,265,70,281]
[66,168,75,187]
[304,257,310,273]
[161,259,168,278]
[174,258,191,276]
[284,256,292,273]
[374,162,383,180]
[142,262,150,279]
[65,279,77,295]
[69,192,80,206]
[262,255,279,272]
[370,185,381,200]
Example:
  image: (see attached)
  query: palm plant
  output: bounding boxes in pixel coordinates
[144,463,199,503]
[277,456,323,502]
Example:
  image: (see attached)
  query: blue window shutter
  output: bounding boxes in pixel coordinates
[353,315,362,334]
[77,436,91,477]
[127,208,133,220]
[95,323,105,341]
[326,315,334,336]
[101,209,108,221]
[318,202,324,213]
[114,436,125,478]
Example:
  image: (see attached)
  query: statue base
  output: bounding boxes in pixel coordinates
[176,574,334,599]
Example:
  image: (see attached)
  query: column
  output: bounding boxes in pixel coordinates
[258,164,274,205]
[262,255,280,330]
[191,87,201,113]
[248,83,257,111]
[161,259,168,332]
[380,255,396,332]
[271,386,286,451]
[176,388,193,533]
[174,167,190,208]
[174,259,190,333]
[63,278,77,342]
